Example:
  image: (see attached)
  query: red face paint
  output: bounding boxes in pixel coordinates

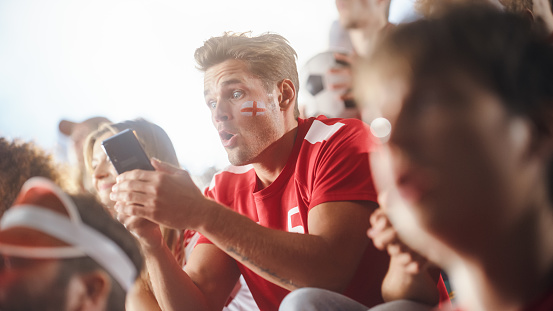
[240,101,266,117]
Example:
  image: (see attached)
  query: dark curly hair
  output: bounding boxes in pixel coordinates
[0,137,62,217]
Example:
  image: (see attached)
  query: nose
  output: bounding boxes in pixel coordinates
[213,100,232,123]
[93,158,111,180]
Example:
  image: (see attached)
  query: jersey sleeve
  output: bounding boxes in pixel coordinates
[308,119,378,208]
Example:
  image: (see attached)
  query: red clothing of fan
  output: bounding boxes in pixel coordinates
[198,116,390,311]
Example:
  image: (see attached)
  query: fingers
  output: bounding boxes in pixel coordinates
[340,91,355,101]
[117,213,147,232]
[327,63,353,93]
[151,158,184,174]
[114,201,150,218]
[116,169,157,186]
[369,208,391,232]
[327,67,352,87]
[328,66,352,75]
[328,82,351,90]
[369,225,398,250]
[333,52,354,66]
[117,213,153,231]
[110,160,197,230]
[110,177,158,223]
[111,183,150,199]
[368,209,400,251]
[388,246,422,274]
[112,168,167,208]
[116,212,130,225]
[116,213,164,249]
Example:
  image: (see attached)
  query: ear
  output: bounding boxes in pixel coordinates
[71,270,112,311]
[277,79,296,112]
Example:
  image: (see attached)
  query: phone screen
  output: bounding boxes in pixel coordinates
[101,129,155,175]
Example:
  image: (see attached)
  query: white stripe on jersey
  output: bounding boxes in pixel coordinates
[304,120,345,144]
[208,165,254,190]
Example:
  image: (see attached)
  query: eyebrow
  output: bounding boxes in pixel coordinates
[204,79,243,96]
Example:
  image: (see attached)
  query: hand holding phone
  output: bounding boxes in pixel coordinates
[101,129,155,175]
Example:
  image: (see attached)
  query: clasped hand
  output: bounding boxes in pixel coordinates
[110,158,207,231]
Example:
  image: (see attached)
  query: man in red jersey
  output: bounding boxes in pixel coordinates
[109,32,394,311]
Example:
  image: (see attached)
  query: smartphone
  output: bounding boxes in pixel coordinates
[101,128,155,175]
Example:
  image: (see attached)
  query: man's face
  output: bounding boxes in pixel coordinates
[0,254,70,311]
[361,66,534,259]
[204,59,285,166]
[335,0,374,29]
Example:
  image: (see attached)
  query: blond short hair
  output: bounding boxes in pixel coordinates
[195,32,300,118]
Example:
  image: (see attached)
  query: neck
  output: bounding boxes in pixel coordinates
[253,122,298,189]
[449,201,553,311]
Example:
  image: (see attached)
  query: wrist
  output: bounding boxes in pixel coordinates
[140,237,165,254]
[193,198,224,234]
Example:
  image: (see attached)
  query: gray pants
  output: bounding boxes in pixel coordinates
[279,288,435,311]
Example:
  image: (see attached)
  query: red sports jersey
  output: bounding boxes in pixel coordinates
[198,116,390,311]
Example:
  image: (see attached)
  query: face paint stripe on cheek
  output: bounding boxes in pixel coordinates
[240,101,266,117]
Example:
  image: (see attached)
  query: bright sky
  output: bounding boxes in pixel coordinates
[0,0,416,175]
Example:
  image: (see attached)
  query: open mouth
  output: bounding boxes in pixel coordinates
[219,130,237,147]
[219,131,234,141]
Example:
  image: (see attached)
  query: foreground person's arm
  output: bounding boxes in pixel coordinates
[120,215,241,311]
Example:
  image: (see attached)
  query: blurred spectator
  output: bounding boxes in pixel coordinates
[415,0,553,34]
[83,118,257,311]
[357,3,553,310]
[84,119,184,311]
[0,177,143,311]
[59,116,110,193]
[300,0,393,119]
[388,0,423,24]
[0,137,63,218]
[415,0,504,15]
[334,0,393,57]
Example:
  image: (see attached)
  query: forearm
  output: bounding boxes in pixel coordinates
[126,280,162,311]
[142,244,211,311]
[196,200,370,292]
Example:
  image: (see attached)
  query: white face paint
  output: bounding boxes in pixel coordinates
[240,100,267,117]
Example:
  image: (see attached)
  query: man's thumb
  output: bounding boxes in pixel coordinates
[151,158,182,174]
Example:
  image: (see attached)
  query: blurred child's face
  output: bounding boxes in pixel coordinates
[91,133,118,216]
[361,65,534,263]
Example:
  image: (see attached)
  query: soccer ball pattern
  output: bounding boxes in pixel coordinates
[299,50,352,118]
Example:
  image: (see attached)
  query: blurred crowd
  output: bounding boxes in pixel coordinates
[1,1,552,310]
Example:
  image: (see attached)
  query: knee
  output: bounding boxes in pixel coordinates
[279,288,327,311]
